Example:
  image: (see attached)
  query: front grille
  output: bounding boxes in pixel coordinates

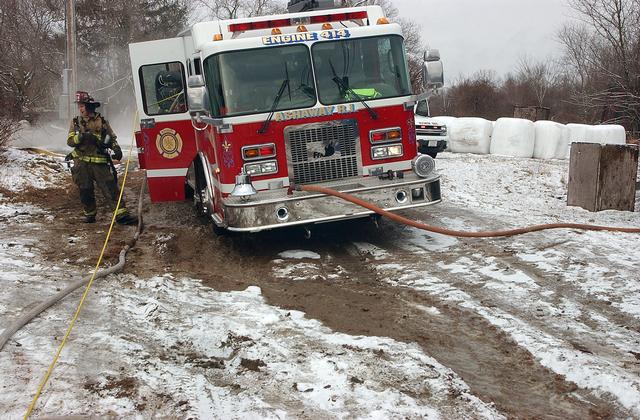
[285,120,360,184]
[417,128,446,136]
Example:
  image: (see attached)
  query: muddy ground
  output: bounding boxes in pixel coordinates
[3,163,637,419]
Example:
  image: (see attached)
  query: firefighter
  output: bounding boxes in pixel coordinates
[67,91,137,225]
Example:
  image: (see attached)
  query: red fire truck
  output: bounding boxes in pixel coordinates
[129,2,444,233]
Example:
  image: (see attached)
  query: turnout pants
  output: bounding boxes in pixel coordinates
[71,159,127,218]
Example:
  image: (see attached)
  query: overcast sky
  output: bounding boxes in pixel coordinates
[392,0,576,80]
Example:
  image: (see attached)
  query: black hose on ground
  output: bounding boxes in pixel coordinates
[0,181,145,352]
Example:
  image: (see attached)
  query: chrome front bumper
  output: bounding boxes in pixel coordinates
[220,173,441,232]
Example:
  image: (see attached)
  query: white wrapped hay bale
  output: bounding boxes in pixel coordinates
[447,117,492,154]
[567,123,591,144]
[585,125,626,145]
[555,124,571,159]
[490,118,535,158]
[534,121,570,160]
[567,123,591,158]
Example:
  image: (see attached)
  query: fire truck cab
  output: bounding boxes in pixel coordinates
[129,3,444,233]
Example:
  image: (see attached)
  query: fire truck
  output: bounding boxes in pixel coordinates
[129,0,444,233]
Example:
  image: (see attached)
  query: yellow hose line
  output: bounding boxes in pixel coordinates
[24,111,139,418]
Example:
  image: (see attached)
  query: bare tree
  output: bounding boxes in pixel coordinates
[443,70,507,119]
[74,0,191,112]
[558,0,640,129]
[516,56,564,107]
[0,0,63,120]
[353,0,399,19]
[0,118,20,149]
[195,0,285,20]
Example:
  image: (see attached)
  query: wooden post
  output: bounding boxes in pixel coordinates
[567,143,638,212]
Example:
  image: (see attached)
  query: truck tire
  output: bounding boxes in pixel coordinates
[211,221,227,236]
[184,181,195,200]
[193,159,227,236]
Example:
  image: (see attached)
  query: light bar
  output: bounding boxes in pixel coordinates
[228,11,368,32]
[229,18,289,32]
[310,11,367,24]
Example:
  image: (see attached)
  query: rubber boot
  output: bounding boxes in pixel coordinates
[83,214,96,223]
[116,213,138,226]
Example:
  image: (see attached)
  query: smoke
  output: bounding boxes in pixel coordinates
[12,120,69,154]
[11,44,142,154]
[11,95,139,155]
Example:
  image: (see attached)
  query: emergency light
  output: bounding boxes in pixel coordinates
[228,11,368,33]
[242,143,276,160]
[369,128,402,143]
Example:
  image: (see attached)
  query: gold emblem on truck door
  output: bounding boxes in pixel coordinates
[155,128,183,159]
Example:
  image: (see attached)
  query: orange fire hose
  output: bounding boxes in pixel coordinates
[298,184,640,238]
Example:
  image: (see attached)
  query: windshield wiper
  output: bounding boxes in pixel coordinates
[258,64,291,134]
[328,60,378,120]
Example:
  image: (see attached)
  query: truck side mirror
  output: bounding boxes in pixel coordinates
[422,49,444,90]
[423,49,440,62]
[187,75,211,117]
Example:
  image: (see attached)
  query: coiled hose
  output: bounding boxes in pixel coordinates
[0,181,145,352]
[298,184,640,237]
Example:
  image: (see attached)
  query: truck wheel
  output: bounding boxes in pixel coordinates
[212,222,227,236]
[193,160,227,236]
[184,182,195,200]
[192,162,208,219]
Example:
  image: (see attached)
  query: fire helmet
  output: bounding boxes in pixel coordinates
[75,91,101,107]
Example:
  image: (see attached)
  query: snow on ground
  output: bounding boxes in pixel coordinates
[267,151,640,417]
[439,152,640,220]
[0,147,503,417]
[1,148,640,417]
[277,250,321,260]
[361,152,640,416]
[0,148,67,191]
[0,230,499,418]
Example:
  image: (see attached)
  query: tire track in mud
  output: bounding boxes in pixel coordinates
[93,195,596,418]
[136,218,617,418]
[399,205,640,362]
[357,206,640,416]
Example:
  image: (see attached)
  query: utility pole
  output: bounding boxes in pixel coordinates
[60,0,77,120]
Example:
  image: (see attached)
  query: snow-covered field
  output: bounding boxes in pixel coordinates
[1,148,639,417]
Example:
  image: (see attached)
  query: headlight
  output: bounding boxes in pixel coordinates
[412,154,436,178]
[244,159,278,175]
[371,145,403,160]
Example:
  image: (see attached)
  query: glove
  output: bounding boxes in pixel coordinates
[111,147,123,161]
[80,132,97,144]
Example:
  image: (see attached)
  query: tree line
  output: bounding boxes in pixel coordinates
[430,0,639,134]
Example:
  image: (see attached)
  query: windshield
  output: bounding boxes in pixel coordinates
[203,44,316,117]
[415,99,429,117]
[312,35,411,105]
